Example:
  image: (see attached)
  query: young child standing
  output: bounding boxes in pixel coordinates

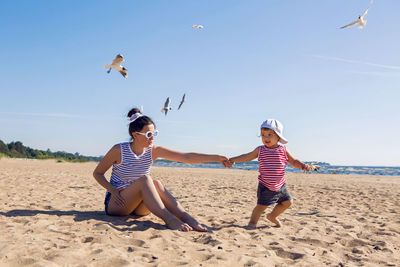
[228,119,317,229]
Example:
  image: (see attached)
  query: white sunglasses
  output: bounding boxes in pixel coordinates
[135,130,159,139]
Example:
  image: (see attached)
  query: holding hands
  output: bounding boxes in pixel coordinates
[217,155,234,168]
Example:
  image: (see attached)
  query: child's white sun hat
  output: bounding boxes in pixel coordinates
[260,119,288,144]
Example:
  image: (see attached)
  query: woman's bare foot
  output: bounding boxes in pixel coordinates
[246,222,257,230]
[181,213,208,232]
[166,217,192,231]
[266,214,281,227]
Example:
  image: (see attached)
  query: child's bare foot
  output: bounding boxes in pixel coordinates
[246,223,257,230]
[266,214,281,227]
[166,218,192,231]
[181,213,208,232]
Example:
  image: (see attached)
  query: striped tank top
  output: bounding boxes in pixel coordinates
[258,145,288,191]
[109,142,153,190]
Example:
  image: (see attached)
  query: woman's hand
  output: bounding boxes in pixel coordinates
[110,187,126,208]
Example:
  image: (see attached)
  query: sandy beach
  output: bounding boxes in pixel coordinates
[0,158,399,266]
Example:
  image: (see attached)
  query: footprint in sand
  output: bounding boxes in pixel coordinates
[249,232,263,241]
[191,253,214,262]
[290,237,329,247]
[342,224,354,229]
[91,249,103,254]
[102,258,130,266]
[15,258,36,265]
[193,234,221,246]
[131,239,146,247]
[270,247,305,260]
[339,238,368,247]
[81,236,94,243]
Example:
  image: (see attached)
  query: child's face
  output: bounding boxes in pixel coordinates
[261,128,280,148]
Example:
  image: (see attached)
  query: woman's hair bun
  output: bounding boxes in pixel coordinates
[127,107,141,118]
[126,107,155,140]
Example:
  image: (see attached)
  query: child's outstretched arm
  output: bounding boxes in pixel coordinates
[286,149,315,172]
[229,147,259,164]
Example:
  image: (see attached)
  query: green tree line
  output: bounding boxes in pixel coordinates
[0,140,102,162]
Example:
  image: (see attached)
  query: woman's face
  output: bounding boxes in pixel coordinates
[133,124,156,147]
[261,128,280,148]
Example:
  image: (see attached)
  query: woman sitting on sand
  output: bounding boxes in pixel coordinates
[93,107,229,232]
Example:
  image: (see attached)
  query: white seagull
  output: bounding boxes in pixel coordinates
[161,97,172,116]
[104,54,128,78]
[192,25,204,29]
[178,94,186,110]
[340,1,373,29]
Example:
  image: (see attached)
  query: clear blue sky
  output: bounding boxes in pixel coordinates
[1,0,399,166]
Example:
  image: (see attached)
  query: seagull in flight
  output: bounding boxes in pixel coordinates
[192,25,204,29]
[340,1,373,29]
[178,94,186,110]
[161,97,172,116]
[104,54,128,78]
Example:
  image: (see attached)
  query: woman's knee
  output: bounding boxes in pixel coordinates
[138,174,153,184]
[153,179,164,190]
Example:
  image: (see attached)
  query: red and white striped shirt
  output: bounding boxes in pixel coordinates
[258,145,288,191]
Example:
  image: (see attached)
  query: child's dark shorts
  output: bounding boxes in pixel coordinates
[257,183,292,206]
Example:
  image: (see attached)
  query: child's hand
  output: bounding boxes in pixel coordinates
[312,164,321,171]
[303,164,314,172]
[303,164,320,172]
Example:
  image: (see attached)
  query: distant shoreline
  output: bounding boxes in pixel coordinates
[2,157,398,176]
[152,159,400,177]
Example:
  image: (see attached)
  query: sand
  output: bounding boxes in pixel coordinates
[0,158,399,266]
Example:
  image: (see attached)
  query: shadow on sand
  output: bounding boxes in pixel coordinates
[0,209,167,232]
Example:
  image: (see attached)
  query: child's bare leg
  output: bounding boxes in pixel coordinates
[266,200,292,227]
[247,204,268,229]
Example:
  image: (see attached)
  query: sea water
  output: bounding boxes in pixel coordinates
[153,159,400,176]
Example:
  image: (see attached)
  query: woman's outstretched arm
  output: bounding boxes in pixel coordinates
[152,145,229,165]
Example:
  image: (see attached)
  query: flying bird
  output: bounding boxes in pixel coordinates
[178,94,186,110]
[340,1,373,29]
[161,97,172,116]
[104,54,128,78]
[192,25,204,29]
